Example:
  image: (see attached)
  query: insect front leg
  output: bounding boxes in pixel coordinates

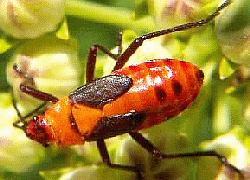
[12,63,54,129]
[19,84,58,103]
[97,139,143,180]
[129,132,245,179]
[13,63,58,103]
[12,96,27,130]
[86,32,123,83]
[12,95,46,130]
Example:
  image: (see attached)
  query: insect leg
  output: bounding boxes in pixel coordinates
[13,63,58,102]
[97,139,143,180]
[117,31,123,56]
[86,32,124,83]
[129,132,244,179]
[114,0,231,70]
[20,84,58,103]
[12,96,46,130]
[12,96,26,130]
[87,45,118,83]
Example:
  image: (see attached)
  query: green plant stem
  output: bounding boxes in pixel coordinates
[65,0,156,32]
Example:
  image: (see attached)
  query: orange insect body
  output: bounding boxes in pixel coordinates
[108,59,203,129]
[25,59,204,146]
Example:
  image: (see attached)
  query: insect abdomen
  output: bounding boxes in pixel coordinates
[104,59,204,129]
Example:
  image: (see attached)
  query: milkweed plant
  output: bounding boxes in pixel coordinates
[0,0,249,179]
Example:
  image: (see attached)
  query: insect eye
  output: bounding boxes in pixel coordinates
[33,116,39,121]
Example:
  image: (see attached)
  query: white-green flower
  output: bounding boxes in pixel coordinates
[153,0,218,29]
[0,93,45,172]
[201,127,250,178]
[0,0,65,39]
[6,35,82,110]
[216,0,250,67]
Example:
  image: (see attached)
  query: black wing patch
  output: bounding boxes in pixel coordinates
[69,75,133,108]
[86,111,146,141]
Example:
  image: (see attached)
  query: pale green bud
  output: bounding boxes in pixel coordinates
[153,0,218,28]
[0,0,65,39]
[0,93,45,172]
[6,35,82,110]
[216,0,250,67]
[201,127,250,178]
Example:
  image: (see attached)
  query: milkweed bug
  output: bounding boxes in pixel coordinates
[12,0,244,179]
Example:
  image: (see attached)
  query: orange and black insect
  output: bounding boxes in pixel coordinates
[12,0,243,179]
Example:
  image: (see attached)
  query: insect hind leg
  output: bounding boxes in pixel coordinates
[129,132,244,179]
[97,139,143,180]
[113,0,232,70]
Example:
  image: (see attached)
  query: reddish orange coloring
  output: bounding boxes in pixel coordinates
[25,59,204,146]
[109,59,203,129]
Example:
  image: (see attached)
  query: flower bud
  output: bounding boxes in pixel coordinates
[6,35,82,110]
[0,93,45,172]
[153,0,217,28]
[0,0,65,39]
[201,127,250,179]
[216,0,250,67]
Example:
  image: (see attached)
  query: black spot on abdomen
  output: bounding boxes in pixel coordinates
[196,70,204,84]
[154,86,167,102]
[172,80,182,96]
